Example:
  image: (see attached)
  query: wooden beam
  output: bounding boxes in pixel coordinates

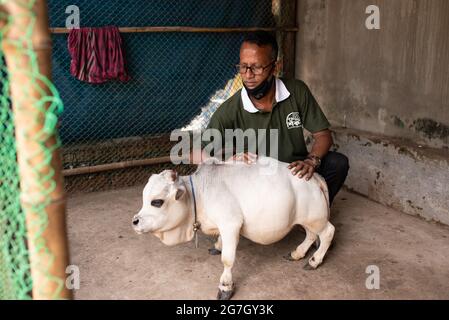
[50,26,298,34]
[62,156,185,176]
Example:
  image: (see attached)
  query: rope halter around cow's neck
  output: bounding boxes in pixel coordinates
[189,175,201,248]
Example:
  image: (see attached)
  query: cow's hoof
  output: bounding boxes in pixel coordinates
[303,262,317,270]
[283,253,297,261]
[217,289,234,300]
[208,248,221,255]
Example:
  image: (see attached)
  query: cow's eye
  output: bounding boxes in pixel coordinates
[151,199,164,208]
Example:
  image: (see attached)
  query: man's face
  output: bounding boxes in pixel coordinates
[239,42,276,89]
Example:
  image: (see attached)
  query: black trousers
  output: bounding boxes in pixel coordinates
[315,151,350,206]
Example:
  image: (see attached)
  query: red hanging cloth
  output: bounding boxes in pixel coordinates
[68,26,131,84]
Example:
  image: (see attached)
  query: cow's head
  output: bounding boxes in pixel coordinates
[132,169,192,245]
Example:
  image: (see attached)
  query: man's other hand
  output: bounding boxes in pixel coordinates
[227,152,257,164]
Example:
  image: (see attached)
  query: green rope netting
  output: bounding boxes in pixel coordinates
[0,0,65,299]
[0,50,32,299]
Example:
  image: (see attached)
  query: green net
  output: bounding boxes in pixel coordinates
[0,0,66,299]
[0,48,32,300]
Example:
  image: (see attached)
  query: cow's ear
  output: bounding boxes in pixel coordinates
[175,185,186,200]
[170,170,178,182]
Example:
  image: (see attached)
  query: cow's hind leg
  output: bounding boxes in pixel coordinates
[208,235,222,255]
[305,222,335,270]
[217,229,240,300]
[284,227,317,261]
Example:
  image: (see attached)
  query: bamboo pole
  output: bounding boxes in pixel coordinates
[62,156,179,176]
[0,0,72,299]
[50,26,298,34]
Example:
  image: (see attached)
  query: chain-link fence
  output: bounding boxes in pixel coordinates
[47,0,293,193]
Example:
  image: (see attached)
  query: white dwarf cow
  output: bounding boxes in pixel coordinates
[132,156,335,300]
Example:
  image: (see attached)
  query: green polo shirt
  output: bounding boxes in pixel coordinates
[202,78,330,163]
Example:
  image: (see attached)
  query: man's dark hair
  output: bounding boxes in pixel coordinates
[242,31,279,61]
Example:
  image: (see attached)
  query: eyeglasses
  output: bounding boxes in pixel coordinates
[235,61,276,75]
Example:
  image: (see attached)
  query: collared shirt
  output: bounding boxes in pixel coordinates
[241,78,291,113]
[203,78,330,163]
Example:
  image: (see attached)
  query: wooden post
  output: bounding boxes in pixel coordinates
[273,0,297,79]
[0,0,72,299]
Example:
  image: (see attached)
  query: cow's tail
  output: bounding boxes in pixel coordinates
[315,173,330,219]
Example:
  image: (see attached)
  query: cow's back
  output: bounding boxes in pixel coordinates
[195,157,328,244]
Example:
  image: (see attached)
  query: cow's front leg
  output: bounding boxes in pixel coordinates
[217,229,240,300]
[208,235,222,255]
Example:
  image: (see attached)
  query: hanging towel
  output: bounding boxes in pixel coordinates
[68,26,131,84]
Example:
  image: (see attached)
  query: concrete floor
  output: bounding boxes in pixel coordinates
[67,186,449,300]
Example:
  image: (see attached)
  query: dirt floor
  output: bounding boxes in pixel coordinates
[67,186,449,300]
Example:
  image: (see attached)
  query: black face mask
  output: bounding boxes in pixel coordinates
[244,74,275,100]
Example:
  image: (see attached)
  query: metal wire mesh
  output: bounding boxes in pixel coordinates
[49,1,277,28]
[47,0,282,192]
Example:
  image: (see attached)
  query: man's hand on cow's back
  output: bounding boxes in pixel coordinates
[288,159,317,181]
[228,152,258,164]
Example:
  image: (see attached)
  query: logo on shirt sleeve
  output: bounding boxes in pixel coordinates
[286,112,303,129]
